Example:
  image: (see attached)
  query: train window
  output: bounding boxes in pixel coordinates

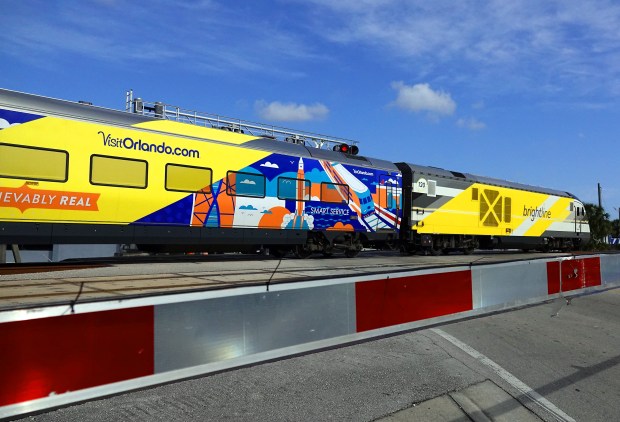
[0,143,68,182]
[226,171,265,198]
[321,182,349,204]
[277,177,311,201]
[90,155,148,189]
[472,187,479,201]
[570,203,574,212]
[165,164,212,193]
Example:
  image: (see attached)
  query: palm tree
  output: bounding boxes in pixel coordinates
[584,203,612,245]
[613,207,620,239]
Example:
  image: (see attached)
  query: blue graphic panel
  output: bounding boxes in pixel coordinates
[134,195,194,225]
[0,109,44,128]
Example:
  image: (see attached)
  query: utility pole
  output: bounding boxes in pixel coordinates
[598,183,602,208]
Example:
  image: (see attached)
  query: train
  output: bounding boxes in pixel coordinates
[0,88,590,258]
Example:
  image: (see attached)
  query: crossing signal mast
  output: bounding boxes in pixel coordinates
[125,90,360,155]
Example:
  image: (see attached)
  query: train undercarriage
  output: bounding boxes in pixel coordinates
[400,232,583,255]
[268,231,364,259]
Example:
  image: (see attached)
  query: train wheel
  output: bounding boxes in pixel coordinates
[344,249,360,258]
[383,240,398,251]
[401,244,417,255]
[294,245,312,259]
[270,248,289,259]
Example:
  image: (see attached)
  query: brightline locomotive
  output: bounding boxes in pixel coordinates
[0,88,589,257]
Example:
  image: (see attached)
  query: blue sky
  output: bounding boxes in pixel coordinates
[1,0,619,216]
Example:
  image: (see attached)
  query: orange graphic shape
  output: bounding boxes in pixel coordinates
[258,206,290,229]
[327,222,354,231]
[0,184,100,213]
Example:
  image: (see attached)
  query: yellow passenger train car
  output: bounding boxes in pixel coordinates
[0,88,402,257]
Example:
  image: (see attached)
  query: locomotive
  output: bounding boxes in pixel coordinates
[0,88,589,258]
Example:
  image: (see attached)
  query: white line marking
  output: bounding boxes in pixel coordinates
[431,328,576,422]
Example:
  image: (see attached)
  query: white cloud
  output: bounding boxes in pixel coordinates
[0,119,19,129]
[303,0,620,99]
[255,100,329,122]
[240,179,256,185]
[390,82,456,116]
[260,161,279,168]
[457,117,486,131]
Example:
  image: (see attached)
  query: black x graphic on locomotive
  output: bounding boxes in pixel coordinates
[480,189,502,227]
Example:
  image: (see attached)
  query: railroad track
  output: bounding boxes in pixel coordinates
[0,248,582,276]
[0,252,275,275]
[0,262,110,276]
[0,251,594,312]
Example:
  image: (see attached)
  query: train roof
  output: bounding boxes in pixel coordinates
[397,162,577,199]
[0,88,149,127]
[239,138,400,171]
[0,88,399,172]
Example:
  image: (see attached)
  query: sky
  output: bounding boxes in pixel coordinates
[1,0,619,217]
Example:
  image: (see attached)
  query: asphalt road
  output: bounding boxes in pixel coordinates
[16,288,620,422]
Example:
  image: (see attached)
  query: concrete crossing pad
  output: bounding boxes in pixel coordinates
[380,380,542,421]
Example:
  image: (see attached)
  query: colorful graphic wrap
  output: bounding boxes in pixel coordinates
[138,153,402,233]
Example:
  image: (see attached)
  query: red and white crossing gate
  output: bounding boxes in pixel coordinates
[1,254,619,419]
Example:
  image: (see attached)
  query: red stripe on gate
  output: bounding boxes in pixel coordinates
[0,306,154,407]
[547,261,561,294]
[355,270,473,332]
[547,257,602,294]
[562,257,601,291]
